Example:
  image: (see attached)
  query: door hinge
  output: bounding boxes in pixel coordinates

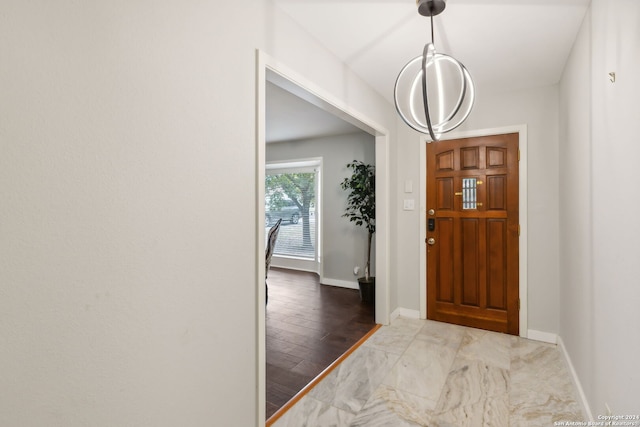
[518,149,521,161]
[518,299,521,310]
[518,224,520,236]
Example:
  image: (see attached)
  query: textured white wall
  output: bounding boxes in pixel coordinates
[0,1,397,426]
[266,133,375,284]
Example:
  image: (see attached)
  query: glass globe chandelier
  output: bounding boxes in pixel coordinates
[394,0,475,141]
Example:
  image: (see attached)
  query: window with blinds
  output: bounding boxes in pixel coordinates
[265,161,320,260]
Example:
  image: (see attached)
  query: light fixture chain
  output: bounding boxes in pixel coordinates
[430,14,435,45]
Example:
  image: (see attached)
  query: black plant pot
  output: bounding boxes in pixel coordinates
[358,277,375,305]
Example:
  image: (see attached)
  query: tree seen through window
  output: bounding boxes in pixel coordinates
[265,171,316,259]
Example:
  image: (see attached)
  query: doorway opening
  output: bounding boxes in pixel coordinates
[257,50,390,424]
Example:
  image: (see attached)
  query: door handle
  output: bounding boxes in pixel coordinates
[427,238,436,245]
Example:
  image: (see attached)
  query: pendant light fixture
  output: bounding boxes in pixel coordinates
[394,0,475,141]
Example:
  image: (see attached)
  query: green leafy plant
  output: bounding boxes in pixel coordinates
[340,160,375,280]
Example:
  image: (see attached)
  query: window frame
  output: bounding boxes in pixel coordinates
[265,158,322,272]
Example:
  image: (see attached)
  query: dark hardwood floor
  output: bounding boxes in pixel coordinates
[265,268,376,420]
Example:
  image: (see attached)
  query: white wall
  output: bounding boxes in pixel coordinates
[394,84,561,334]
[0,1,397,426]
[266,133,375,285]
[560,0,640,415]
[559,6,594,414]
[0,2,266,426]
[591,0,640,414]
[393,122,422,311]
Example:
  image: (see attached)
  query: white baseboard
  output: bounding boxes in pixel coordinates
[320,277,359,290]
[527,329,558,344]
[557,335,593,421]
[390,307,421,321]
[271,256,318,273]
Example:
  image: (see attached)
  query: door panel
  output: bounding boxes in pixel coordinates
[486,218,507,310]
[461,218,479,307]
[427,133,519,335]
[436,150,454,171]
[436,178,454,210]
[487,175,507,210]
[435,217,454,303]
[461,147,480,169]
[487,146,507,168]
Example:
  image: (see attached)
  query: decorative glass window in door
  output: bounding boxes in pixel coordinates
[462,178,477,210]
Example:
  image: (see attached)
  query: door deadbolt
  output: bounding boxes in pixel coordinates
[427,238,436,245]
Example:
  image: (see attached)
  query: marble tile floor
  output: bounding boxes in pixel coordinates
[271,317,585,427]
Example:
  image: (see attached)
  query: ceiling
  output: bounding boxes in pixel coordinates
[266,81,363,143]
[267,0,591,143]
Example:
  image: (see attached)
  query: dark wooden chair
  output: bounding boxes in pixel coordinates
[265,218,282,304]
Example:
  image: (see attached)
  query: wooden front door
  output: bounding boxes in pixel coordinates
[426,133,519,335]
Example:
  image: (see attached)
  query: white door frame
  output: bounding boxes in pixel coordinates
[419,125,528,337]
[256,49,391,425]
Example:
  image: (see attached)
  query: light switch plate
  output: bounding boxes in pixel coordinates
[403,199,415,210]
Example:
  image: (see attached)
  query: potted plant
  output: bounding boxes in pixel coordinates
[340,160,375,304]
